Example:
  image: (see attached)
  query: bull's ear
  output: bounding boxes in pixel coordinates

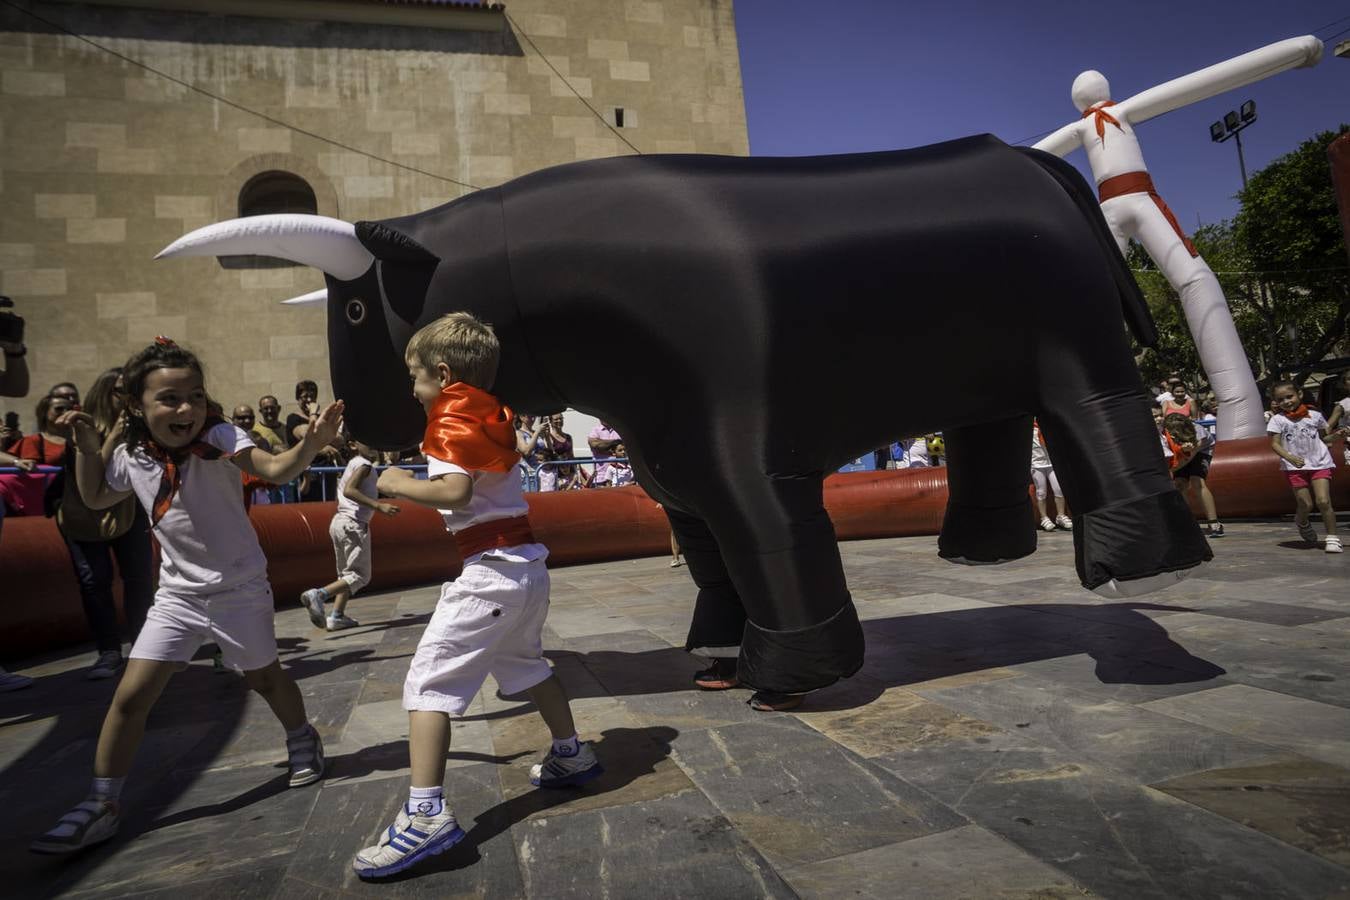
[354,222,439,264]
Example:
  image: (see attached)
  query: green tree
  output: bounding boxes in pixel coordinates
[1130,126,1350,393]
[1234,126,1350,385]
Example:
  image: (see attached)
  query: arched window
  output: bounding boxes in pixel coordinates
[225,171,318,269]
[239,170,317,217]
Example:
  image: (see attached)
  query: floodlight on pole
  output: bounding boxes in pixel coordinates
[1209,99,1256,189]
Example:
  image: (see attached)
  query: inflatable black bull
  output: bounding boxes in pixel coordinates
[160,134,1212,693]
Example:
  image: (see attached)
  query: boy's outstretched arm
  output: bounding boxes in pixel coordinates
[378,466,473,510]
[236,401,345,484]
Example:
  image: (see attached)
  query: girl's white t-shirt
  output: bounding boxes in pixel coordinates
[426,455,545,564]
[1341,398,1350,464]
[335,454,377,525]
[107,423,267,593]
[1266,411,1334,472]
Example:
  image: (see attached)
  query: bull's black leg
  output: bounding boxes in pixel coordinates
[664,507,746,655]
[938,416,1037,564]
[1037,374,1211,594]
[695,474,865,694]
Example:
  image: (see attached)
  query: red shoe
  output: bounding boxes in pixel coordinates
[692,658,739,690]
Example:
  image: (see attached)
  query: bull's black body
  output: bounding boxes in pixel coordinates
[326,134,1212,693]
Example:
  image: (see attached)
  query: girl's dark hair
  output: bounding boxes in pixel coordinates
[1268,379,1298,398]
[83,367,123,437]
[295,379,318,400]
[122,340,206,448]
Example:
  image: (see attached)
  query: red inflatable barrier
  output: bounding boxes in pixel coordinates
[2,435,1345,658]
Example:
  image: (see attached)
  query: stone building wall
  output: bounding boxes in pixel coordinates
[0,0,747,429]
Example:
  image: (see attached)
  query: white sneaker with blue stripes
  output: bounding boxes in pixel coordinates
[353,806,465,879]
[530,741,603,788]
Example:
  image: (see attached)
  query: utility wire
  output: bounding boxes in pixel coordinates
[502,9,642,155]
[0,0,483,191]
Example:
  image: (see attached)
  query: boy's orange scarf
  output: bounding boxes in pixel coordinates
[141,416,232,525]
[1163,431,1188,472]
[423,383,520,473]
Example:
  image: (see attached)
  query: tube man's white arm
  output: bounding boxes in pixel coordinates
[1031,121,1083,157]
[1115,36,1322,126]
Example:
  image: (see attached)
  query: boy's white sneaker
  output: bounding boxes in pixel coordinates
[31,797,119,854]
[1297,521,1319,545]
[353,807,465,879]
[286,724,326,787]
[1039,517,1056,532]
[300,589,327,628]
[1055,514,1073,530]
[1326,535,1344,554]
[530,741,603,788]
[327,613,360,631]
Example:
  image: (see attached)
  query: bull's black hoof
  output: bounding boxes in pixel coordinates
[738,599,864,694]
[1075,491,1212,593]
[938,497,1038,565]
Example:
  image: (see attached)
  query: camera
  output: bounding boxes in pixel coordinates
[0,295,24,346]
[3,412,17,429]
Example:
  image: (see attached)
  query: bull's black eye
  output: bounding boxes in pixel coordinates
[345,298,367,326]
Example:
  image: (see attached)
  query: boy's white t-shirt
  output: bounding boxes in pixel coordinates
[335,454,377,525]
[425,455,545,564]
[1266,410,1334,471]
[107,423,267,593]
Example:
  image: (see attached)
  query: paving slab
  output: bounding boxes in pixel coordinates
[780,823,1085,899]
[3,522,1347,898]
[1153,755,1350,867]
[1142,683,1350,768]
[670,716,966,867]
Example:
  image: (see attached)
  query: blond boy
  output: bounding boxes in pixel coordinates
[352,313,600,879]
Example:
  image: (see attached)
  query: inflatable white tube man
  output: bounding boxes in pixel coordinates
[1034,36,1323,441]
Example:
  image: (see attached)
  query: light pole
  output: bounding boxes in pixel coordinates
[1209,100,1257,188]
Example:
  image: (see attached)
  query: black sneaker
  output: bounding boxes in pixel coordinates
[1207,523,1225,538]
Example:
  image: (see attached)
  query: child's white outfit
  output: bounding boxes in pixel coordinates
[1266,410,1335,473]
[108,423,278,672]
[1339,398,1350,466]
[330,454,377,595]
[402,457,552,715]
[1029,432,1063,500]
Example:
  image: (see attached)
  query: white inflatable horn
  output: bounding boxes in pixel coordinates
[156,214,374,282]
[281,288,328,307]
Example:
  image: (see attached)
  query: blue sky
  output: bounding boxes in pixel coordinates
[733,1,1350,228]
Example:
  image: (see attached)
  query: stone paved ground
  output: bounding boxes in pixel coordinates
[2,520,1348,899]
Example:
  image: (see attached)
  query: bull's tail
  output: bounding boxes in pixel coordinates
[1017,147,1157,348]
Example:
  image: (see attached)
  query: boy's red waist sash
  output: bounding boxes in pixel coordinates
[455,515,536,560]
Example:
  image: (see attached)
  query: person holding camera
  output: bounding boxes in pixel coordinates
[0,295,28,400]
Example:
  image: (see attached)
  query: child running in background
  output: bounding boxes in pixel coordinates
[31,338,344,855]
[353,313,600,879]
[1326,370,1350,466]
[1030,420,1071,531]
[301,438,400,631]
[1162,413,1224,538]
[1267,380,1341,553]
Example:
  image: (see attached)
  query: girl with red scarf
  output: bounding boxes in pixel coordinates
[32,338,346,856]
[1267,381,1340,553]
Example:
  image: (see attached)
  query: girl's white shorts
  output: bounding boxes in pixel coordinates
[403,555,552,715]
[129,575,278,672]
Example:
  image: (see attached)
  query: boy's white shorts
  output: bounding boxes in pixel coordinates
[330,516,372,595]
[403,555,552,715]
[129,575,278,672]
